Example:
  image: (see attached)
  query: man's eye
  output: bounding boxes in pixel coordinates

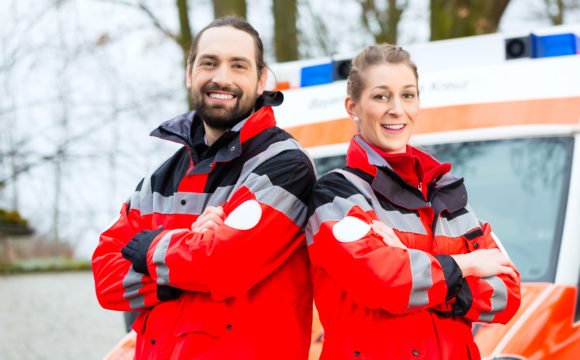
[233,63,248,70]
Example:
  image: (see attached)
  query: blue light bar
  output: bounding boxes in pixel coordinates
[532,33,579,58]
[300,62,333,87]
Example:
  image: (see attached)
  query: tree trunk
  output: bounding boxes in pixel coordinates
[544,0,565,25]
[176,0,194,109]
[213,0,247,19]
[430,0,510,41]
[360,0,407,45]
[273,0,298,61]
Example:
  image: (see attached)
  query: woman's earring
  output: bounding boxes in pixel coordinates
[354,116,359,122]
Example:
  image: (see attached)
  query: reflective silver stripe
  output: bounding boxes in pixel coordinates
[334,169,427,235]
[129,188,143,214]
[478,275,508,322]
[434,203,480,237]
[243,172,309,226]
[234,138,309,196]
[406,249,433,310]
[152,229,187,286]
[306,194,373,245]
[354,136,389,168]
[173,193,209,215]
[231,118,248,131]
[123,267,147,310]
[129,186,235,216]
[207,185,235,207]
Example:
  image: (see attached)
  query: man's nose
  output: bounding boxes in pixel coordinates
[212,64,234,87]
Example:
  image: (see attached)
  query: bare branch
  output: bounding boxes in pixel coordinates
[90,0,178,42]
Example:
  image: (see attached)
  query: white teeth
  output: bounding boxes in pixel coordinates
[208,93,234,100]
[383,124,405,130]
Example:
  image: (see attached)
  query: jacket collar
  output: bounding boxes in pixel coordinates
[346,135,466,212]
[150,91,283,175]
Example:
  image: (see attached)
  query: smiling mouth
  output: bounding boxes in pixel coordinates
[382,124,405,130]
[207,92,236,100]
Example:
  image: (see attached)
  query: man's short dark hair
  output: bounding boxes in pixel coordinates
[187,16,266,79]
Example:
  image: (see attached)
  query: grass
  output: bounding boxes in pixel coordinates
[0,257,92,274]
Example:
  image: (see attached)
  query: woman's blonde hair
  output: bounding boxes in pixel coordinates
[347,44,418,102]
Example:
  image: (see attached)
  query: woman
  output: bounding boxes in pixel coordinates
[306,44,521,359]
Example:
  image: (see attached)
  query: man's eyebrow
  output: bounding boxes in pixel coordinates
[231,56,252,64]
[197,54,218,62]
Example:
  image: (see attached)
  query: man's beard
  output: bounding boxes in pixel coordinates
[192,83,257,129]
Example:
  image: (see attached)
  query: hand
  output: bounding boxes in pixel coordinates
[191,206,225,234]
[121,230,160,275]
[371,220,407,249]
[452,249,517,281]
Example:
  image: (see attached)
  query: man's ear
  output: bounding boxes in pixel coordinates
[257,68,267,95]
[186,62,192,89]
[345,96,357,119]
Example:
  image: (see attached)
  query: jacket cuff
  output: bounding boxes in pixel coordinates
[434,254,463,300]
[157,285,182,301]
[452,279,472,317]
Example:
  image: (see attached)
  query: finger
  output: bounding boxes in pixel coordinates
[194,213,224,229]
[201,206,225,218]
[495,253,516,269]
[499,266,517,282]
[201,213,225,225]
[198,219,220,232]
[191,214,224,231]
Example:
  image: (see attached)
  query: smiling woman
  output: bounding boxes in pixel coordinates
[305,43,521,360]
[345,62,419,154]
[344,46,420,155]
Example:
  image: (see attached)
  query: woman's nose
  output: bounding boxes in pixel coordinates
[388,97,403,117]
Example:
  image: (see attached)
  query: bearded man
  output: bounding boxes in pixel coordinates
[92,16,315,360]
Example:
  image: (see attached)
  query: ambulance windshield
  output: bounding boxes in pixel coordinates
[427,136,574,282]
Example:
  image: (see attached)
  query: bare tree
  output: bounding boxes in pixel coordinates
[273,0,298,61]
[92,0,194,107]
[430,0,510,41]
[212,0,246,18]
[360,0,408,44]
[542,0,580,24]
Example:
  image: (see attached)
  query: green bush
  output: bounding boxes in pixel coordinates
[0,257,92,274]
[0,209,29,226]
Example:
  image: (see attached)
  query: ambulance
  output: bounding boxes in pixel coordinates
[104,24,580,360]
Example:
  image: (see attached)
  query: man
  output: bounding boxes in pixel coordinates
[92,16,316,359]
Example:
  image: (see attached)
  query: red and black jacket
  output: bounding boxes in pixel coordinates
[92,92,316,359]
[306,135,521,360]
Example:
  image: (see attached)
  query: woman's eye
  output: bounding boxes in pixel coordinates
[374,94,389,100]
[402,93,416,99]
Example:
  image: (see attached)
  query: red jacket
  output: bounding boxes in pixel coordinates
[306,136,521,360]
[92,94,316,359]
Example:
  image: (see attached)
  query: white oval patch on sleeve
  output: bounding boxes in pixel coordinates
[224,200,262,230]
[332,216,371,242]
